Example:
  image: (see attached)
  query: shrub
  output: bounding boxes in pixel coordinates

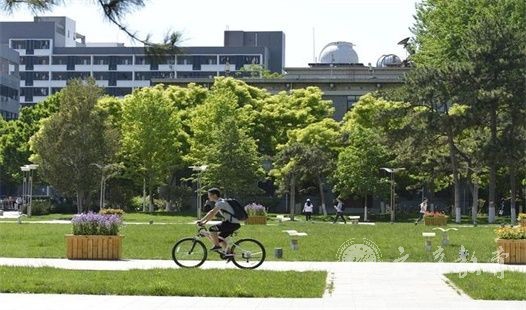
[26,199,51,215]
[71,212,122,235]
[518,213,526,220]
[99,208,125,217]
[495,226,526,239]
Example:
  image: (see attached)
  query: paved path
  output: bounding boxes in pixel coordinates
[0,258,525,310]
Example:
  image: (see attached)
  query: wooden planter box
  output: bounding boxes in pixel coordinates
[424,216,448,226]
[246,216,267,225]
[496,239,526,264]
[65,235,123,260]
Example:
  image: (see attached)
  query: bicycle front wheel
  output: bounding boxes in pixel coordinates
[231,238,266,269]
[172,238,207,268]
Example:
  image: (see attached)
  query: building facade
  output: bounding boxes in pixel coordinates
[0,16,285,106]
[0,46,20,120]
[156,42,409,120]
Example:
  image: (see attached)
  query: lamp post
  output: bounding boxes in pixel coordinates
[190,165,208,219]
[381,167,405,223]
[20,166,29,212]
[21,164,38,217]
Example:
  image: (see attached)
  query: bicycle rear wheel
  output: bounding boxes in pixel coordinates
[172,238,207,268]
[231,238,266,269]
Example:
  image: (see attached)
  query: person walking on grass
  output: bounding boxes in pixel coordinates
[333,198,346,224]
[415,197,428,225]
[303,198,314,221]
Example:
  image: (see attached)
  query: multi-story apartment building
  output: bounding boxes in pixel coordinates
[0,16,285,106]
[0,46,20,120]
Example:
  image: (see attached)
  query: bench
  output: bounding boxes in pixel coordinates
[276,215,291,223]
[348,216,360,224]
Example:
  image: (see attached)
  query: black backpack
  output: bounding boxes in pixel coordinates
[223,198,248,221]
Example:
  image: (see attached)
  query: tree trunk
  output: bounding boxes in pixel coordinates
[488,108,497,223]
[76,191,82,214]
[470,182,479,224]
[142,177,146,212]
[429,176,436,212]
[148,177,154,213]
[290,175,296,221]
[510,165,517,226]
[447,127,462,223]
[364,195,368,222]
[317,176,327,216]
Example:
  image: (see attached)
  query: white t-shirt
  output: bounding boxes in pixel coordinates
[303,202,314,213]
[419,201,428,214]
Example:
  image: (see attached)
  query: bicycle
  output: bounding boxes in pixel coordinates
[172,225,266,269]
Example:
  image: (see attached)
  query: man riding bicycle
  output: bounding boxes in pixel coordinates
[197,188,241,253]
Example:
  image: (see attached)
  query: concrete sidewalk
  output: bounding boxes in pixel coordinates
[0,258,525,310]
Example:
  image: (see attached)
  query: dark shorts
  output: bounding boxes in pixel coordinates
[209,222,241,238]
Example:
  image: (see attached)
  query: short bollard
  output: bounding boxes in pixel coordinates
[291,239,299,250]
[274,248,283,258]
[422,232,436,252]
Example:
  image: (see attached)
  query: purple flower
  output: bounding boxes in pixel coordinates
[71,212,122,235]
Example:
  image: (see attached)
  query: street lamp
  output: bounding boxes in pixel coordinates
[20,164,38,217]
[190,165,208,219]
[381,167,405,223]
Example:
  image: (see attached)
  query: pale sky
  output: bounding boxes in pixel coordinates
[1,0,420,67]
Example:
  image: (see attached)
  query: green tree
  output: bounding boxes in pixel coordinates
[187,85,263,199]
[120,85,184,211]
[412,0,526,223]
[0,93,61,192]
[30,79,116,213]
[282,119,341,215]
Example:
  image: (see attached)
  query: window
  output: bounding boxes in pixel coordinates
[74,56,91,65]
[93,56,109,65]
[134,71,174,80]
[93,72,109,80]
[20,71,49,80]
[51,87,63,94]
[105,87,132,97]
[135,56,148,65]
[177,71,216,78]
[52,56,68,65]
[10,40,27,49]
[116,56,133,65]
[52,72,90,80]
[32,40,50,49]
[116,72,132,80]
[35,87,48,96]
[176,56,193,65]
[35,56,50,65]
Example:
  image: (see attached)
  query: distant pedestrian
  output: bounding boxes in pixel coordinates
[415,198,428,225]
[15,197,22,211]
[333,198,346,224]
[303,199,314,221]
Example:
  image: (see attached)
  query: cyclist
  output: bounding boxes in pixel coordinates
[197,188,241,253]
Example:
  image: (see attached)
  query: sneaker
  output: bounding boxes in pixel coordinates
[209,245,222,252]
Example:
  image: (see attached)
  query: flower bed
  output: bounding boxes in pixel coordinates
[245,203,267,225]
[424,212,448,226]
[495,226,526,264]
[66,212,123,260]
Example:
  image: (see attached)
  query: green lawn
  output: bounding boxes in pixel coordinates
[445,271,526,300]
[0,266,326,298]
[0,220,502,262]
